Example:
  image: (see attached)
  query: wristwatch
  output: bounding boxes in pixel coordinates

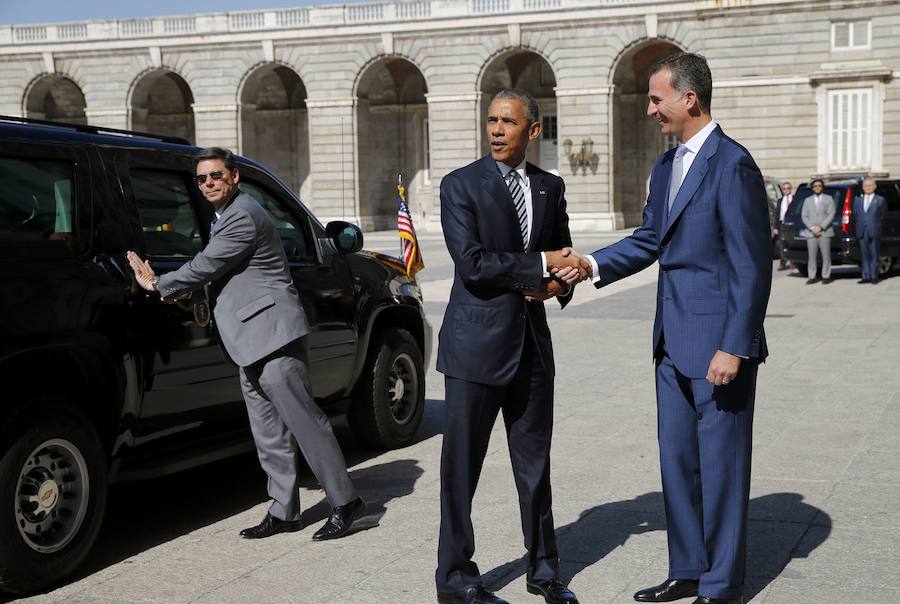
[150,276,160,292]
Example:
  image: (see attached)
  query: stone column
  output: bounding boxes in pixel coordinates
[423,92,481,231]
[556,86,618,231]
[85,107,129,130]
[191,103,239,149]
[305,96,358,225]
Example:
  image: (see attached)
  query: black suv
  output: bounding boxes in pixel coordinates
[0,116,432,595]
[780,178,900,277]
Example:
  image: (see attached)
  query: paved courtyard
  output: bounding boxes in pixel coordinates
[11,230,900,604]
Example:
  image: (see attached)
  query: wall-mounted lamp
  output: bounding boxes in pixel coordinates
[562,137,594,168]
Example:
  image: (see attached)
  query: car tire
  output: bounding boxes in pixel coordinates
[0,410,107,595]
[878,256,894,277]
[349,328,425,450]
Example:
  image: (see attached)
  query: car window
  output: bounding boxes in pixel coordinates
[876,182,900,212]
[787,186,848,219]
[131,169,202,257]
[239,180,313,260]
[0,157,74,242]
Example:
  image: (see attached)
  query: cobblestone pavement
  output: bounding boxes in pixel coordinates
[12,230,900,604]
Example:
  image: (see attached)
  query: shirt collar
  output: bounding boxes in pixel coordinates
[496,159,528,186]
[681,120,718,156]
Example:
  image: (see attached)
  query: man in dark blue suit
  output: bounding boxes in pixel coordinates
[435,88,582,604]
[553,53,771,604]
[853,177,887,284]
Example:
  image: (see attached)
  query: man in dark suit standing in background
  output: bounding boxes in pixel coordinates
[551,53,771,604]
[853,177,887,284]
[435,89,581,604]
[774,181,793,270]
[128,147,365,543]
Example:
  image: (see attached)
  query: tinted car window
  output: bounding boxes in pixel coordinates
[131,169,202,257]
[787,185,849,220]
[876,181,900,212]
[0,157,74,241]
[239,181,313,259]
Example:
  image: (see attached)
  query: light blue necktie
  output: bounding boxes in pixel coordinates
[667,145,689,214]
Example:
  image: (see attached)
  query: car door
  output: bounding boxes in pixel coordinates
[117,149,246,461]
[236,164,357,405]
[875,181,900,258]
[0,140,98,359]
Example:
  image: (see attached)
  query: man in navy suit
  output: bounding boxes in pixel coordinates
[435,88,581,604]
[552,53,771,604]
[853,177,887,284]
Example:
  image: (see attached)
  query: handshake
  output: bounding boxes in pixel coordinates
[546,248,593,285]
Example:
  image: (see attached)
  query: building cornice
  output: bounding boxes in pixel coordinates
[1,0,891,56]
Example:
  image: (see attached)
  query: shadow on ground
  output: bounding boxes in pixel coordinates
[484,491,831,602]
[8,400,445,601]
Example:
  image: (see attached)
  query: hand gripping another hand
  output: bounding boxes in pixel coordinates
[546,247,592,285]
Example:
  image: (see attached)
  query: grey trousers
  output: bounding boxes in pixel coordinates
[239,337,358,521]
[806,236,832,279]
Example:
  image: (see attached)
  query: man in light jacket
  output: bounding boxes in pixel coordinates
[800,178,836,284]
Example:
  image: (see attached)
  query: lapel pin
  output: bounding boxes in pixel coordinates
[538,190,546,195]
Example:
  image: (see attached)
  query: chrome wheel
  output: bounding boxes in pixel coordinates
[878,256,893,276]
[387,352,418,426]
[15,439,90,554]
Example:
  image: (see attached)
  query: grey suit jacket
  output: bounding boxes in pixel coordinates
[800,194,836,238]
[157,192,309,367]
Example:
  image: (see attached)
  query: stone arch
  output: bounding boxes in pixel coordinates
[610,38,683,226]
[354,55,429,230]
[478,48,559,174]
[238,62,310,199]
[24,74,87,124]
[129,68,195,143]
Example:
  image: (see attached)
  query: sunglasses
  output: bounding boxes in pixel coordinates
[195,171,226,185]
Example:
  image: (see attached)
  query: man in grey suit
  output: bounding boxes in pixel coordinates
[127,147,365,541]
[853,177,887,284]
[800,178,836,284]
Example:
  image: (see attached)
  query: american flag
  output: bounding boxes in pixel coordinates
[397,180,424,278]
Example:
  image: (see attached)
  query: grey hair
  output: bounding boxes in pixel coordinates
[649,52,713,114]
[862,177,876,185]
[492,88,540,124]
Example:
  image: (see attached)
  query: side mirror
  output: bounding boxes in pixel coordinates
[325,221,364,254]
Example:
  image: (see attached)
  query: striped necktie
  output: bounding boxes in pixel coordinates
[505,170,528,248]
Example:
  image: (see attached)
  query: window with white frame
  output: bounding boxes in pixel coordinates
[831,20,871,50]
[827,88,872,171]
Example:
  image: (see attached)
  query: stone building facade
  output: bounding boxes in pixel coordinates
[1,0,897,231]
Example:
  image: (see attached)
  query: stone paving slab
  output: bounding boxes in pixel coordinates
[9,230,900,603]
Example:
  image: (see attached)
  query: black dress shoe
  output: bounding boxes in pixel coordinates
[634,578,699,602]
[858,278,871,284]
[872,279,880,285]
[239,513,302,539]
[822,278,834,284]
[437,585,509,604]
[806,278,820,284]
[691,597,743,604]
[312,497,366,541]
[527,578,579,603]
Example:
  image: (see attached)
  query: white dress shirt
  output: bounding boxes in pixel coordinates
[779,195,792,222]
[585,120,719,283]
[864,194,873,213]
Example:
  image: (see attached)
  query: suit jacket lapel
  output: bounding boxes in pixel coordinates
[480,155,525,251]
[661,127,721,241]
[527,165,546,252]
